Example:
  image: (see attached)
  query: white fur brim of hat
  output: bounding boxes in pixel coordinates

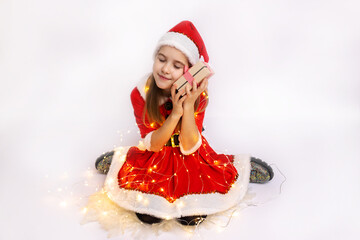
[154,32,200,65]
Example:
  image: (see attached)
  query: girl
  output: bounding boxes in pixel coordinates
[95,21,273,226]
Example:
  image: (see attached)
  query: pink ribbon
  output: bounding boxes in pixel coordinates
[183,71,194,85]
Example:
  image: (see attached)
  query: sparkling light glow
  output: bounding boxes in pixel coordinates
[82,207,88,214]
[136,194,143,202]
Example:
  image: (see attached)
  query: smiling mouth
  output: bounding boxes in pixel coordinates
[158,74,171,81]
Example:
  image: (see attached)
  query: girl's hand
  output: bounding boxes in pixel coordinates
[183,77,208,109]
[170,83,187,119]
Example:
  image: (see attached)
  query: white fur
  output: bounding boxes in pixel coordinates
[136,74,150,100]
[179,131,202,155]
[143,131,153,151]
[104,146,250,218]
[154,32,199,65]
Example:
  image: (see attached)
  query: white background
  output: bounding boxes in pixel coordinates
[1,0,359,239]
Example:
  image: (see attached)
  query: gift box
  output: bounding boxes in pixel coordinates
[174,61,214,96]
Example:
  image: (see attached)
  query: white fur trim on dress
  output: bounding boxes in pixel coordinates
[136,74,151,100]
[154,32,199,65]
[143,132,153,151]
[179,131,202,155]
[104,145,251,219]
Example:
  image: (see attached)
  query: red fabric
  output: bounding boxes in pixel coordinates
[130,88,155,138]
[169,20,209,63]
[120,87,238,203]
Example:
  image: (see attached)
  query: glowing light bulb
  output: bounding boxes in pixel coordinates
[137,194,143,202]
[82,207,88,214]
[106,178,114,186]
[60,201,67,207]
[177,201,184,208]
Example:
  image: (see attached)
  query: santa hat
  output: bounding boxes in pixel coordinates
[154,20,209,65]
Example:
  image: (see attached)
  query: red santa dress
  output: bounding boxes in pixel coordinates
[104,78,251,218]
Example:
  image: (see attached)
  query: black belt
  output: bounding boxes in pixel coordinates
[164,133,180,147]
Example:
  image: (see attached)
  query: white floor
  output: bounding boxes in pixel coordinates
[1,1,360,239]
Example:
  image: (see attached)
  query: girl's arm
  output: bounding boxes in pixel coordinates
[149,113,180,152]
[180,78,208,152]
[149,84,187,152]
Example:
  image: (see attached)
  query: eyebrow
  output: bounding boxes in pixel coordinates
[157,53,186,66]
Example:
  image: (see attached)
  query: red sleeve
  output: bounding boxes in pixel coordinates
[130,87,156,138]
[194,93,207,133]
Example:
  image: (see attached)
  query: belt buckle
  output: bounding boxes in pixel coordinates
[171,133,180,147]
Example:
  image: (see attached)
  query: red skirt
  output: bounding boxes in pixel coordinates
[118,137,238,203]
[104,136,251,218]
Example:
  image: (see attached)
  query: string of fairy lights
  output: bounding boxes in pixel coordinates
[44,89,285,237]
[44,127,244,235]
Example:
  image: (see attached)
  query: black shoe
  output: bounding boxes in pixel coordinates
[135,212,163,224]
[95,151,114,174]
[250,157,274,183]
[176,215,207,226]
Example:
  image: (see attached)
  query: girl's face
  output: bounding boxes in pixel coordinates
[153,45,189,93]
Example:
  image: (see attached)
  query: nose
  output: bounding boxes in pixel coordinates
[161,63,170,74]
